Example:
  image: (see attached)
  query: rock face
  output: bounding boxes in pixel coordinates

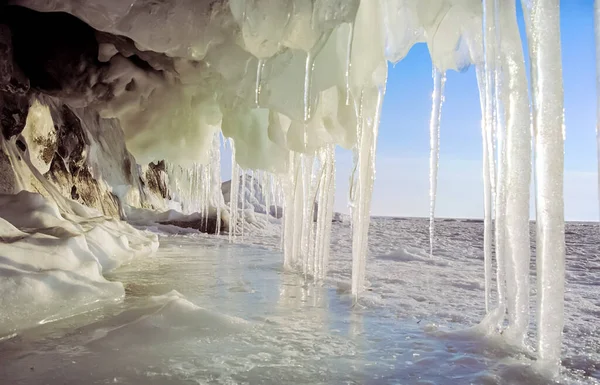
[0,5,173,219]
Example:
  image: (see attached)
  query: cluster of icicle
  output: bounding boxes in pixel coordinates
[164,133,225,234]
[21,0,574,376]
[224,139,336,282]
[426,0,567,377]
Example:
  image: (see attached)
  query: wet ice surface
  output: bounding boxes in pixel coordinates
[0,218,598,384]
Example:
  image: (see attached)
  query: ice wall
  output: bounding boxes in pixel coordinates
[5,0,571,375]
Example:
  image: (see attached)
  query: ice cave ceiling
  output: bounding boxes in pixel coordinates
[1,0,481,170]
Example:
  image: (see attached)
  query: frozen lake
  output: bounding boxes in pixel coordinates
[0,218,598,384]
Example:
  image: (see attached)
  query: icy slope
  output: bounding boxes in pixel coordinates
[0,191,158,336]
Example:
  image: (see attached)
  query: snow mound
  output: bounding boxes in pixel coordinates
[0,191,158,336]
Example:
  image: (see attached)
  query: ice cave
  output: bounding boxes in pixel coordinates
[0,0,598,384]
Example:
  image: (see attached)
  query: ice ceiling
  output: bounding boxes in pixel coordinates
[10,0,569,378]
[14,0,482,169]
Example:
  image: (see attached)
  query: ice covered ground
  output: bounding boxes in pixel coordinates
[0,217,597,384]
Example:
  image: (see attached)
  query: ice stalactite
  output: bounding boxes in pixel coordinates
[498,0,532,346]
[595,0,600,224]
[210,133,223,235]
[255,59,265,106]
[351,86,386,299]
[277,174,285,251]
[300,155,317,278]
[229,139,240,242]
[303,31,332,122]
[313,145,336,280]
[280,146,335,281]
[481,0,501,318]
[283,152,301,269]
[240,169,246,242]
[428,67,446,258]
[345,23,355,105]
[475,67,494,314]
[522,0,566,375]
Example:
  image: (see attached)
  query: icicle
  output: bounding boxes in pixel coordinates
[428,67,446,258]
[314,144,336,280]
[481,0,507,329]
[255,58,265,106]
[229,139,239,242]
[283,152,299,269]
[303,54,313,122]
[210,133,222,235]
[307,156,320,277]
[278,176,285,251]
[475,67,494,314]
[240,169,246,242]
[300,154,314,278]
[499,0,532,346]
[345,22,355,106]
[351,84,386,299]
[522,0,566,374]
[303,31,333,122]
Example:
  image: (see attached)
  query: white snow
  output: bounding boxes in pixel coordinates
[0,191,158,336]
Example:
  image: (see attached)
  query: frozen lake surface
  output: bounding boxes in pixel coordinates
[0,218,598,384]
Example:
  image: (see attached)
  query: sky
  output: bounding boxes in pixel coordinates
[333,0,598,221]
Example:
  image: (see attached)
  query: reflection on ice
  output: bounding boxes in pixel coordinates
[1,230,593,384]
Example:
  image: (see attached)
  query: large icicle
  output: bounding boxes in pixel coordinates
[229,140,240,242]
[240,169,246,242]
[522,0,566,375]
[283,152,304,269]
[313,145,336,280]
[428,67,446,257]
[351,85,386,298]
[481,0,501,317]
[209,133,223,235]
[475,67,494,314]
[499,0,532,346]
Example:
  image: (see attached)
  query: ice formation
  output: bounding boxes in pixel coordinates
[428,67,446,257]
[0,0,574,376]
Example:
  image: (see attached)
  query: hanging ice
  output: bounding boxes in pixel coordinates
[480,0,500,315]
[522,0,566,374]
[229,140,240,242]
[498,0,531,346]
[428,67,446,258]
[475,66,494,314]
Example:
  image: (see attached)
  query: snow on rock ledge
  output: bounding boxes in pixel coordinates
[0,191,158,336]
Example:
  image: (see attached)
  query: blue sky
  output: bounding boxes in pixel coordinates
[334,0,597,221]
